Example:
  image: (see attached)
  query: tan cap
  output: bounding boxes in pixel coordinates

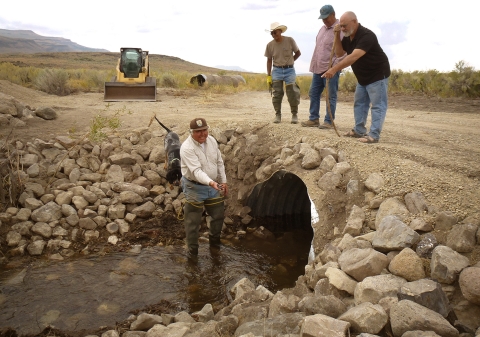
[189,118,209,131]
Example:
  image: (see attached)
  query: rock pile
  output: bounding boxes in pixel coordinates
[0,91,56,128]
[1,115,480,336]
[97,141,480,336]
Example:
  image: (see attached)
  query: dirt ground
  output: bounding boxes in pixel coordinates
[1,81,480,336]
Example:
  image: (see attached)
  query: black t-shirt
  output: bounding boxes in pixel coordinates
[341,24,390,86]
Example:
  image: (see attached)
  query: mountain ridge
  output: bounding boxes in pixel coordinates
[0,29,109,53]
[0,29,252,74]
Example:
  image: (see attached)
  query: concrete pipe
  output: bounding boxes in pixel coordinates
[190,74,246,87]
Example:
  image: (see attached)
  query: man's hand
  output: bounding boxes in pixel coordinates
[322,69,335,79]
[334,24,341,33]
[267,75,272,86]
[210,181,228,196]
[219,183,228,196]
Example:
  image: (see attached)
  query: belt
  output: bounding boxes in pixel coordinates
[273,65,293,69]
[185,178,202,185]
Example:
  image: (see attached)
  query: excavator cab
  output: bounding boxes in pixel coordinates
[104,47,157,101]
[121,49,142,78]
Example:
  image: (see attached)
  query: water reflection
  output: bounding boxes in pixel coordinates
[0,230,311,335]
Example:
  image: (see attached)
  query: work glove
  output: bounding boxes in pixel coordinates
[267,75,272,86]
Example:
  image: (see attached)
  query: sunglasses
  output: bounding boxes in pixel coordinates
[270,30,278,35]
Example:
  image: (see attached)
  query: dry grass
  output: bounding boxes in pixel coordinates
[1,52,479,98]
[0,52,227,73]
[0,133,25,211]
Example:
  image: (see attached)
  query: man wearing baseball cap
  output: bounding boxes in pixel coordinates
[302,5,344,129]
[180,117,228,257]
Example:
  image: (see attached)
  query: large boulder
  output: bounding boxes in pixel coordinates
[338,248,388,281]
[459,267,480,305]
[372,216,420,252]
[388,247,426,281]
[337,302,388,334]
[375,197,409,228]
[390,300,459,337]
[430,245,470,284]
[35,106,57,120]
[234,312,305,337]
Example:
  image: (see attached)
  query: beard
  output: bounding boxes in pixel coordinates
[343,27,354,37]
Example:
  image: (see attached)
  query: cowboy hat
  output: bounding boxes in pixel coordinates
[269,22,287,33]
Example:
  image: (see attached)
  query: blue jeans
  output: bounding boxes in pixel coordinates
[181,177,220,203]
[353,78,389,140]
[272,66,296,84]
[308,71,340,123]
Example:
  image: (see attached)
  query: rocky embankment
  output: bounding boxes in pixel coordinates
[0,91,480,337]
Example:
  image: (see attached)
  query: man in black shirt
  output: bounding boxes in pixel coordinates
[323,11,390,143]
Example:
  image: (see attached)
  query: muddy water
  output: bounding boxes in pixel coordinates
[0,230,312,335]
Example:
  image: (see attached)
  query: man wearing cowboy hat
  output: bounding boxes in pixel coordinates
[180,117,227,257]
[265,22,301,124]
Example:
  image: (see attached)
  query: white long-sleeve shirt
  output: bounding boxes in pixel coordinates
[180,135,227,186]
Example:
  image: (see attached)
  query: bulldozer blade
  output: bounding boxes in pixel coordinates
[104,82,157,102]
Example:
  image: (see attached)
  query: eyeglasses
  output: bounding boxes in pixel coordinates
[339,20,353,28]
[270,30,278,35]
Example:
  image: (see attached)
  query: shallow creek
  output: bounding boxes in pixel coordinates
[0,230,312,335]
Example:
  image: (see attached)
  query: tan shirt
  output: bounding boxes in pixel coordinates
[264,36,299,67]
[180,135,227,185]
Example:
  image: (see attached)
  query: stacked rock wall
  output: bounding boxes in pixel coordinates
[1,122,480,336]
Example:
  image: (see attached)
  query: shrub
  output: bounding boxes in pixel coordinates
[68,69,107,93]
[0,62,39,87]
[339,70,357,92]
[296,75,312,98]
[159,73,178,88]
[450,60,480,97]
[88,105,131,142]
[34,69,71,95]
[2,59,479,98]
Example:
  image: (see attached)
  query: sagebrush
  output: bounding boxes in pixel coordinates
[1,60,479,98]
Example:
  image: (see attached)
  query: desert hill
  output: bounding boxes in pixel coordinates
[0,29,109,53]
[0,29,236,74]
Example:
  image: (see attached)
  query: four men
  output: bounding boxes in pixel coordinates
[178,7,389,255]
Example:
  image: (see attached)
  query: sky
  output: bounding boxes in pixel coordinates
[1,0,478,74]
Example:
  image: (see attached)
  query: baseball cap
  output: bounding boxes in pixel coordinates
[319,5,334,19]
[189,118,209,131]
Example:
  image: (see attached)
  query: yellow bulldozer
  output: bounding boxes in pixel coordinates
[104,47,157,101]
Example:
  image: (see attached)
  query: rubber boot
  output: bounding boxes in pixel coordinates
[273,113,281,124]
[286,83,300,124]
[272,81,284,123]
[183,202,203,255]
[291,113,298,124]
[204,199,224,247]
